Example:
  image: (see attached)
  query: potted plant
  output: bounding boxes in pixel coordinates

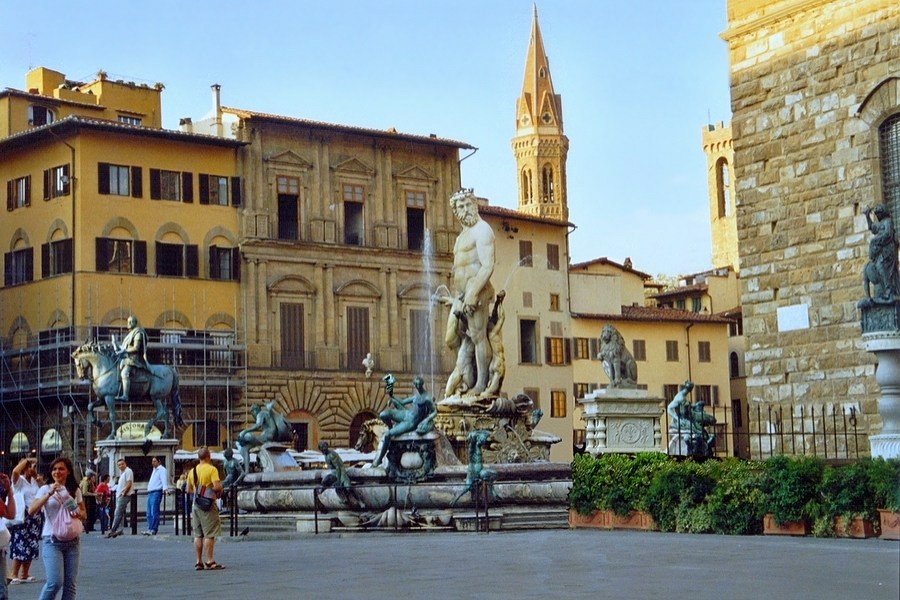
[866,457,900,540]
[762,455,825,535]
[815,460,879,538]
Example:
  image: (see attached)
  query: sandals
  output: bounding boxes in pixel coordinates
[204,561,225,570]
[195,562,204,571]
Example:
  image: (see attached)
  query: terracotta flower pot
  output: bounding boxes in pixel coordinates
[833,516,877,538]
[763,514,808,536]
[878,509,900,540]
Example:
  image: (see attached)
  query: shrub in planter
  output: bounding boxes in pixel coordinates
[866,457,900,512]
[763,455,825,526]
[644,460,716,532]
[814,460,881,537]
[569,452,670,517]
[703,458,767,535]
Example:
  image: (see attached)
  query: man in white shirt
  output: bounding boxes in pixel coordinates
[144,456,167,535]
[104,458,133,538]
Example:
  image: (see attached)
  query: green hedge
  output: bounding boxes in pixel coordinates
[570,453,900,536]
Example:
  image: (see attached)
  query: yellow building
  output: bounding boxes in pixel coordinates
[0,68,246,469]
[570,258,737,456]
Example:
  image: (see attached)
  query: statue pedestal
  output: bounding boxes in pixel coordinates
[578,388,664,455]
[258,442,301,472]
[862,328,900,459]
[435,394,560,464]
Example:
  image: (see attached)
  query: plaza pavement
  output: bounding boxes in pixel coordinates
[16,528,900,600]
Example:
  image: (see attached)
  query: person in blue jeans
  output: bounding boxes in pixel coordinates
[29,456,85,600]
[0,471,19,600]
[144,456,168,535]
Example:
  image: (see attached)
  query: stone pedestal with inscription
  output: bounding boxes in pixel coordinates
[578,388,664,455]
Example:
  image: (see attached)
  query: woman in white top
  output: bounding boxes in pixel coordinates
[10,457,41,583]
[28,457,85,600]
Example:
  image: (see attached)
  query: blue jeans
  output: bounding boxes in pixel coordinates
[146,490,162,533]
[39,536,80,600]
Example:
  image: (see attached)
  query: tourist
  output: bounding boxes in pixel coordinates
[77,471,96,533]
[186,447,224,570]
[9,458,40,585]
[93,475,110,535]
[144,456,167,536]
[29,457,85,600]
[104,458,133,538]
[0,471,17,599]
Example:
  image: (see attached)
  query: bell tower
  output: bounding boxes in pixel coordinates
[512,6,569,222]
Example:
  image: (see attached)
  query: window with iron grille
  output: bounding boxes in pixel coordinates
[879,113,900,231]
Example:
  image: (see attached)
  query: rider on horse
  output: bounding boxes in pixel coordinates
[115,315,150,400]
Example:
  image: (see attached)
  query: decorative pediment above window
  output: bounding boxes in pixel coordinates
[332,157,375,177]
[269,274,316,295]
[394,165,435,183]
[334,278,381,299]
[264,150,314,171]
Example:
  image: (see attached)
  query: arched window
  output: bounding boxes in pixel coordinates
[716,157,730,218]
[521,169,533,204]
[541,165,554,203]
[729,351,740,379]
[879,113,900,226]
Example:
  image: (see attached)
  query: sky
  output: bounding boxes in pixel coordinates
[0,0,732,277]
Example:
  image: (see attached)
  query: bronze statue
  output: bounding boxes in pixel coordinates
[318,441,364,508]
[222,448,245,488]
[861,205,900,306]
[666,380,716,457]
[450,429,497,507]
[114,315,150,400]
[371,374,437,467]
[237,401,292,469]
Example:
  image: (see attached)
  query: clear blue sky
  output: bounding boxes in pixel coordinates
[0,0,732,277]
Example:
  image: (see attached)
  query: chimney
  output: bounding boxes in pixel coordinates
[211,84,222,137]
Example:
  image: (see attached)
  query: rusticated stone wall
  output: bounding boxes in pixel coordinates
[723,0,900,451]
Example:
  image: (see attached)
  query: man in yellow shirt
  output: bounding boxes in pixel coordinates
[185,447,224,570]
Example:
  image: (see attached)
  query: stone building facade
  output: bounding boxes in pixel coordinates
[723,0,900,452]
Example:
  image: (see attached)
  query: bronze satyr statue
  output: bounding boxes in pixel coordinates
[371,374,437,468]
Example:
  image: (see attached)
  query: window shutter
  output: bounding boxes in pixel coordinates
[134,241,147,274]
[95,238,108,271]
[3,253,11,286]
[564,337,572,364]
[208,246,219,279]
[98,163,110,195]
[24,248,33,281]
[62,238,73,273]
[544,337,551,363]
[149,169,161,199]
[43,169,51,200]
[231,247,241,281]
[61,164,70,195]
[24,176,30,207]
[231,176,242,206]
[131,167,142,198]
[41,243,50,277]
[6,180,13,211]
[182,172,193,203]
[186,244,199,277]
[589,337,600,359]
[199,174,210,205]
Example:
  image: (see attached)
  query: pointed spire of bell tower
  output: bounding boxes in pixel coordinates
[512,4,569,221]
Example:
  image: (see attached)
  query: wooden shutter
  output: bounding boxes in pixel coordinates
[280,303,305,369]
[3,252,10,286]
[149,169,161,199]
[231,176,242,206]
[61,238,73,273]
[131,167,142,198]
[95,238,109,271]
[41,242,50,277]
[199,174,210,205]
[6,180,13,211]
[182,172,193,203]
[24,176,30,207]
[186,244,199,277]
[231,247,241,281]
[61,164,70,195]
[208,246,220,279]
[43,169,51,200]
[98,163,110,194]
[24,248,33,281]
[346,306,370,366]
[134,241,147,274]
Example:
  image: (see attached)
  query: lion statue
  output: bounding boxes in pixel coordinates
[598,324,638,388]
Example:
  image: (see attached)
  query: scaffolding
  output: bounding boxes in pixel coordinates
[0,325,246,475]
